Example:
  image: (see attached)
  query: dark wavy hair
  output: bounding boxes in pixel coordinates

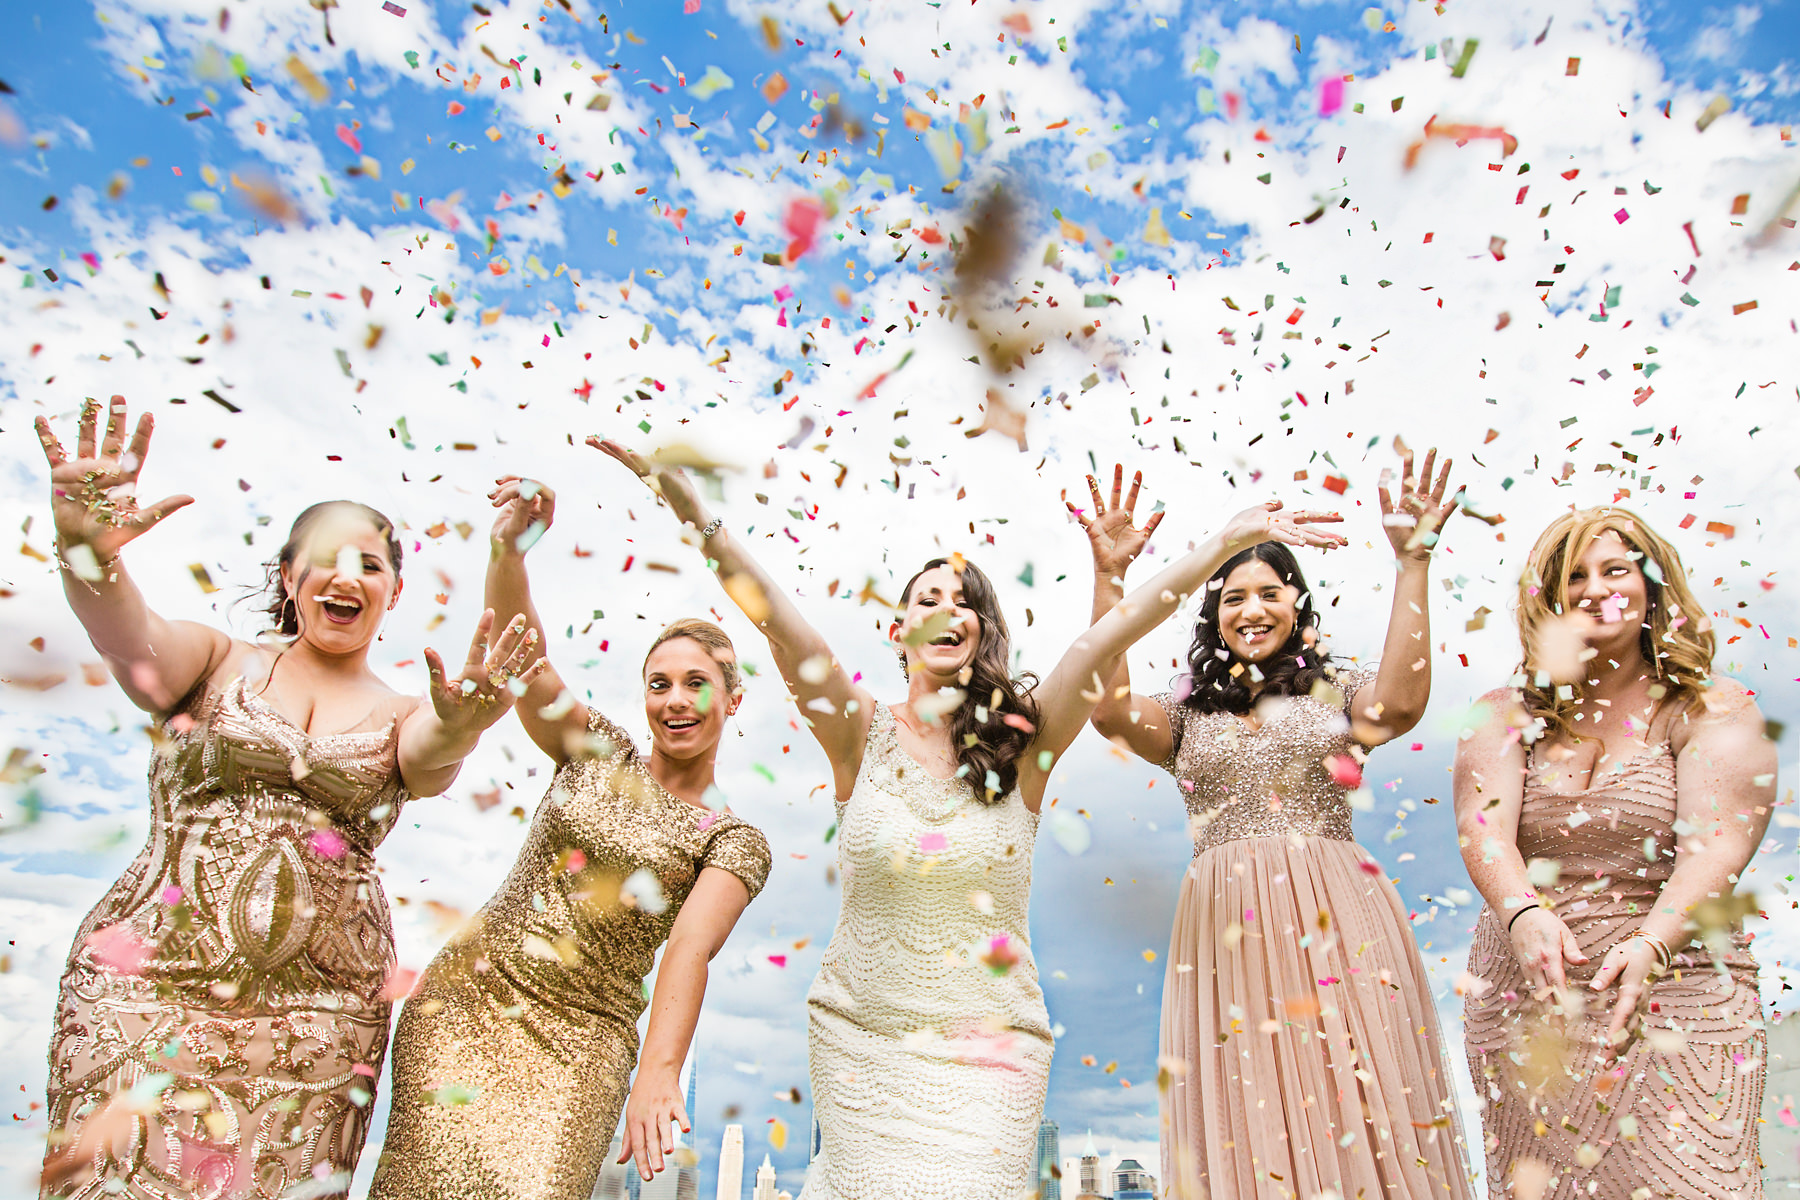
[899,557,1040,804]
[1179,542,1338,715]
[257,501,403,637]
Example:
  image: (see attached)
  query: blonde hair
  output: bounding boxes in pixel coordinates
[1516,506,1714,744]
[643,618,740,695]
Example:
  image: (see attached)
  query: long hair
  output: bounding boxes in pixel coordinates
[1180,542,1339,715]
[644,617,740,696]
[257,501,403,637]
[899,557,1040,804]
[1516,506,1714,744]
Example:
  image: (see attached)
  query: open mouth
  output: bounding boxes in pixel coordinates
[1236,623,1276,644]
[663,717,701,732]
[928,631,964,647]
[318,596,364,624]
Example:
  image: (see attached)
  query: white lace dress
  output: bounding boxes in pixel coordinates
[797,703,1053,1200]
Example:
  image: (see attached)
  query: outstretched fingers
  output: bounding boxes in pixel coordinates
[35,417,68,468]
[1108,463,1124,512]
[123,412,156,476]
[99,396,129,460]
[131,494,195,535]
[460,609,498,680]
[76,398,101,461]
[1142,508,1165,539]
[1122,468,1142,516]
[587,435,651,477]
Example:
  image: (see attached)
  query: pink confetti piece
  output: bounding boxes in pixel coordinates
[161,885,184,905]
[336,124,363,154]
[1325,755,1363,788]
[919,831,948,853]
[768,954,788,967]
[1319,77,1344,117]
[309,829,347,859]
[382,0,406,14]
[684,0,701,10]
[86,923,153,976]
[1614,208,1630,223]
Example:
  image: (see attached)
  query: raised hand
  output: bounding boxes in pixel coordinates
[489,477,557,556]
[1066,464,1165,580]
[1218,501,1348,554]
[1378,442,1460,561]
[35,396,193,564]
[423,609,547,738]
[587,436,707,527]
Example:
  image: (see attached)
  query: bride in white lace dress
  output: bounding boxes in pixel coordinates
[596,446,1346,1199]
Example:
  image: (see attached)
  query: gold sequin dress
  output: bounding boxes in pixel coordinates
[798,704,1053,1200]
[42,677,411,1200]
[369,708,771,1200]
[1149,671,1476,1200]
[1463,743,1766,1199]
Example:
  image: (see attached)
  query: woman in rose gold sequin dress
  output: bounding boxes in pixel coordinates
[1457,508,1774,1200]
[369,478,770,1200]
[34,397,538,1200]
[1086,452,1476,1200]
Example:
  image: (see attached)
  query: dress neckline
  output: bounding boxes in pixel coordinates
[1529,739,1673,796]
[231,677,399,744]
[880,702,961,783]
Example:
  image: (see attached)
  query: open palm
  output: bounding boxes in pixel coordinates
[35,396,193,561]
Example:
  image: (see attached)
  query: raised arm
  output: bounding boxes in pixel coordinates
[484,477,590,764]
[396,606,547,795]
[1588,680,1775,1052]
[1453,689,1587,993]
[1348,446,1460,746]
[1074,466,1173,766]
[1019,502,1345,803]
[616,867,753,1181]
[35,396,222,715]
[590,439,873,798]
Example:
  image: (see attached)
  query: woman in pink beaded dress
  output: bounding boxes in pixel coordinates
[1457,507,1774,1199]
[1085,450,1476,1200]
[34,397,538,1199]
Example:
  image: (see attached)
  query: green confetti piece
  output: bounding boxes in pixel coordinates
[1449,38,1479,78]
[752,763,776,783]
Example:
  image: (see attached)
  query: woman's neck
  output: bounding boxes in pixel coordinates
[649,747,718,808]
[273,638,379,687]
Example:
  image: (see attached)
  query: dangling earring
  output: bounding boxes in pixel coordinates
[896,651,910,681]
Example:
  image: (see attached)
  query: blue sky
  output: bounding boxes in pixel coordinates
[3,0,1800,1195]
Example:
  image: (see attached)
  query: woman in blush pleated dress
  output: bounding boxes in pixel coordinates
[1457,507,1774,1200]
[594,438,1347,1200]
[1084,451,1476,1200]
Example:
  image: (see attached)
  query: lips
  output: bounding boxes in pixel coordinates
[663,717,701,732]
[318,596,364,624]
[1236,624,1275,644]
[928,631,964,647]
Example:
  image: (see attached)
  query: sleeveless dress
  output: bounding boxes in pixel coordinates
[369,708,771,1200]
[42,677,411,1200]
[1149,671,1476,1200]
[797,703,1053,1200]
[1463,742,1767,1199]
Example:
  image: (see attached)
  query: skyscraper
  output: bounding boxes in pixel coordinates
[1035,1119,1062,1200]
[751,1154,780,1200]
[1111,1158,1155,1200]
[716,1124,745,1200]
[1077,1129,1103,1199]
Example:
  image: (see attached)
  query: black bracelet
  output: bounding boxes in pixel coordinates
[1506,902,1546,934]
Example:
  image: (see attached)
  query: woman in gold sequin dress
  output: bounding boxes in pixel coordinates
[369,477,772,1200]
[596,440,1347,1200]
[1457,508,1774,1199]
[1086,452,1476,1200]
[34,397,540,1199]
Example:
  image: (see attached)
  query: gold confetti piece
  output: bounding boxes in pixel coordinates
[188,564,218,594]
[1696,94,1731,131]
[767,1117,788,1151]
[284,54,331,103]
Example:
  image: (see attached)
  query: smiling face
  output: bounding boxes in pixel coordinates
[280,510,402,657]
[891,564,983,682]
[1563,530,1651,665]
[1217,559,1301,665]
[643,636,739,761]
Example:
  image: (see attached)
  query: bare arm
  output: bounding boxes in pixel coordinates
[1074,466,1172,766]
[1589,680,1776,1050]
[592,439,873,799]
[1453,688,1588,991]
[36,397,221,715]
[485,478,590,764]
[617,867,753,1181]
[1018,502,1346,805]
[1349,447,1460,746]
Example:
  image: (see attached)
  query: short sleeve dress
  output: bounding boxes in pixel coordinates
[1148,667,1475,1200]
[370,708,771,1200]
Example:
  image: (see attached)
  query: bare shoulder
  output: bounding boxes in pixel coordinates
[1672,676,1766,751]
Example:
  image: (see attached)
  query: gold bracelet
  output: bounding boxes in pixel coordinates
[55,543,120,585]
[1626,931,1674,975]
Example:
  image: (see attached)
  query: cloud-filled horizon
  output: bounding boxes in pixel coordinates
[2,0,1798,1195]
